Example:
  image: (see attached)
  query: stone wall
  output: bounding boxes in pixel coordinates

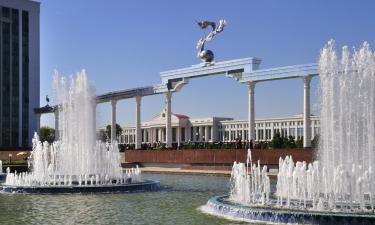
[124,149,315,166]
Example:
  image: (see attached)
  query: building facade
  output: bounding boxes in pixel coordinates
[118,112,320,145]
[0,0,39,148]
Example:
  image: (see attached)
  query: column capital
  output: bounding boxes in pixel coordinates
[164,91,172,99]
[135,95,142,103]
[303,76,312,88]
[111,99,117,106]
[247,81,256,92]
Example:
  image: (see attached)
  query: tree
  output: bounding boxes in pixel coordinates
[39,126,55,143]
[270,132,283,149]
[311,135,319,148]
[97,129,108,142]
[285,135,297,148]
[296,137,303,148]
[105,124,123,141]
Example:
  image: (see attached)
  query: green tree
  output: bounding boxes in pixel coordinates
[39,126,55,143]
[270,132,283,149]
[97,129,108,142]
[311,135,319,148]
[285,135,297,148]
[296,137,303,148]
[105,124,123,141]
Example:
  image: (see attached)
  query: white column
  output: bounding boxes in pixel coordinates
[228,126,231,142]
[111,99,117,142]
[205,126,210,142]
[211,125,215,142]
[303,76,312,147]
[248,81,256,141]
[54,109,59,140]
[177,127,181,146]
[199,126,203,141]
[165,92,172,147]
[135,96,142,149]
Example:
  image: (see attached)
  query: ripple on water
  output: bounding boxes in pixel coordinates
[0,174,265,225]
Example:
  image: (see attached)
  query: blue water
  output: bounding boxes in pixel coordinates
[0,174,254,225]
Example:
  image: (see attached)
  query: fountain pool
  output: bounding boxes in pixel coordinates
[202,40,375,224]
[0,70,159,193]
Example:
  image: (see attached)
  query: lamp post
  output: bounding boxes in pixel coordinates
[8,154,12,164]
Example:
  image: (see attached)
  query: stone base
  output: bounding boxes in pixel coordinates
[0,180,160,194]
[202,195,375,225]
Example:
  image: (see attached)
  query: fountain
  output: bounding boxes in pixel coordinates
[202,40,375,224]
[0,70,159,193]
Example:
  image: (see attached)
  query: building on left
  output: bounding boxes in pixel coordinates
[0,0,40,148]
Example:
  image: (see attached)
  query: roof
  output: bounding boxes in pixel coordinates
[173,113,189,119]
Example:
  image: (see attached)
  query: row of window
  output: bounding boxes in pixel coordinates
[120,127,321,143]
[0,7,29,148]
[217,120,320,130]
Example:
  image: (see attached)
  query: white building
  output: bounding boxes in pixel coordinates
[118,111,320,145]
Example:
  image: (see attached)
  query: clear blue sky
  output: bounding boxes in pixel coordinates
[39,0,375,128]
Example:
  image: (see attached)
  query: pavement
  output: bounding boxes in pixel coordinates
[134,167,278,177]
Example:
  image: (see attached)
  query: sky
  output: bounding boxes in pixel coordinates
[39,0,375,128]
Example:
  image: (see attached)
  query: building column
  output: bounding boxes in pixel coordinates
[135,96,142,149]
[177,127,181,146]
[111,99,117,142]
[241,124,245,141]
[211,125,215,142]
[227,126,231,142]
[248,81,256,141]
[54,109,59,140]
[199,126,204,141]
[303,76,312,147]
[165,92,172,148]
[152,128,156,143]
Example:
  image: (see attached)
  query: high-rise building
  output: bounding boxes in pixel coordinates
[0,0,39,148]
